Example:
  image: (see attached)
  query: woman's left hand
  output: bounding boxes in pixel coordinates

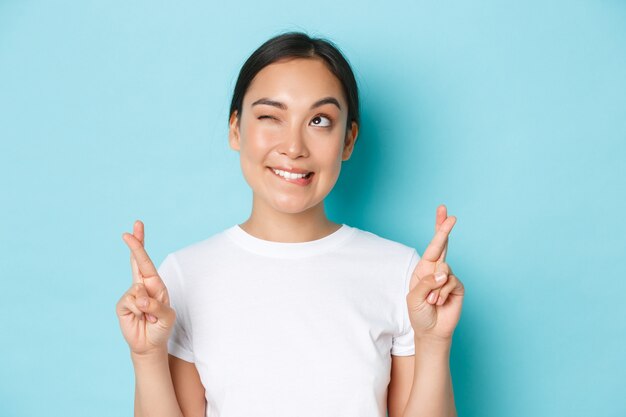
[406,204,465,343]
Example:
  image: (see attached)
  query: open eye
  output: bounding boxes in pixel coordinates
[310,115,332,128]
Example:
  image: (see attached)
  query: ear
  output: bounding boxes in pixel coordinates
[228,110,241,151]
[341,121,359,161]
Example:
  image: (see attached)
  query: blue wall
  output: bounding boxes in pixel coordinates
[1,1,624,416]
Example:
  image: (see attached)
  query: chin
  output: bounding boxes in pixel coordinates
[271,202,313,215]
[270,196,320,215]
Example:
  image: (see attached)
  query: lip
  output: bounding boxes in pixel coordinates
[268,166,312,174]
[267,167,314,185]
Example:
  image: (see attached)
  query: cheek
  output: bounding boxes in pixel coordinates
[314,139,344,167]
[239,125,274,159]
[305,142,344,189]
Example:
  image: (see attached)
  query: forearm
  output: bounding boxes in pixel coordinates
[402,337,457,417]
[132,350,184,417]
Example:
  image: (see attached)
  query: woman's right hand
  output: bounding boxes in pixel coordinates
[116,220,176,356]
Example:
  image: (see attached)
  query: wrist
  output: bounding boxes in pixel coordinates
[414,332,453,346]
[414,334,453,355]
[414,339,452,364]
[131,348,169,365]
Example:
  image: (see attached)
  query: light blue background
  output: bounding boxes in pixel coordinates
[1,1,624,416]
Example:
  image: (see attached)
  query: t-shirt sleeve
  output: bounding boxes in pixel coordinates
[391,248,420,356]
[157,253,195,363]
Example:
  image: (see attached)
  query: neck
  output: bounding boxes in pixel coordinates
[239,197,341,243]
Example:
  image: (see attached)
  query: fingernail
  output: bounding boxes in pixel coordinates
[435,272,447,282]
[428,292,436,303]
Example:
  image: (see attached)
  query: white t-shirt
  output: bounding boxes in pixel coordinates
[157,223,420,417]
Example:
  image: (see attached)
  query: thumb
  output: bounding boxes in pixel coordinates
[137,295,176,327]
[408,271,448,303]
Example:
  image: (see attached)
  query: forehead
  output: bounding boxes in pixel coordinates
[244,57,346,108]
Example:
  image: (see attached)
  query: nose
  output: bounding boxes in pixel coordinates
[278,126,309,159]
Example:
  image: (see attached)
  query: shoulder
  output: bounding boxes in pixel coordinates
[164,226,236,267]
[347,226,418,265]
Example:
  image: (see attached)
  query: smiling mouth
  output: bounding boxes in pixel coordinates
[269,167,313,180]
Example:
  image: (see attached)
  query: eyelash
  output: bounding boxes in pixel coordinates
[258,114,333,128]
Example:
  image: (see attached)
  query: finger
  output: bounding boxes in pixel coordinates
[122,233,159,281]
[143,269,169,305]
[130,254,142,284]
[123,224,169,303]
[133,281,150,300]
[421,216,457,262]
[134,286,153,320]
[435,275,458,306]
[436,274,465,306]
[435,204,447,233]
[133,220,145,246]
[133,279,168,317]
[438,230,449,264]
[134,282,158,321]
[427,263,452,304]
[408,271,449,306]
[435,206,450,263]
[133,282,153,319]
[154,283,170,305]
[130,257,170,305]
[136,294,176,327]
[129,220,145,284]
[409,261,451,292]
[439,242,448,264]
[426,262,452,304]
[434,262,451,275]
[117,291,145,320]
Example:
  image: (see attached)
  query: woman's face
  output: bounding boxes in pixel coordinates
[229,57,359,215]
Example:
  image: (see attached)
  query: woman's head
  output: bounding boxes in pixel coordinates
[227,31,360,217]
[229,31,360,133]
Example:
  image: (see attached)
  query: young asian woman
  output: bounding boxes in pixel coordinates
[116,31,464,417]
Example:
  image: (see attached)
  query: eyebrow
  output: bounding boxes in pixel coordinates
[251,96,342,111]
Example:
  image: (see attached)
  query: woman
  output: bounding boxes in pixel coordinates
[116,31,464,417]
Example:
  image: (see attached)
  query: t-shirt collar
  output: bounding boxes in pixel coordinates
[224,223,357,258]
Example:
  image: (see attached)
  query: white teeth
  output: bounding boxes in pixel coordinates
[272,168,309,179]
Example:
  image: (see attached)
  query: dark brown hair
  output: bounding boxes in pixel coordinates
[229,31,360,133]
